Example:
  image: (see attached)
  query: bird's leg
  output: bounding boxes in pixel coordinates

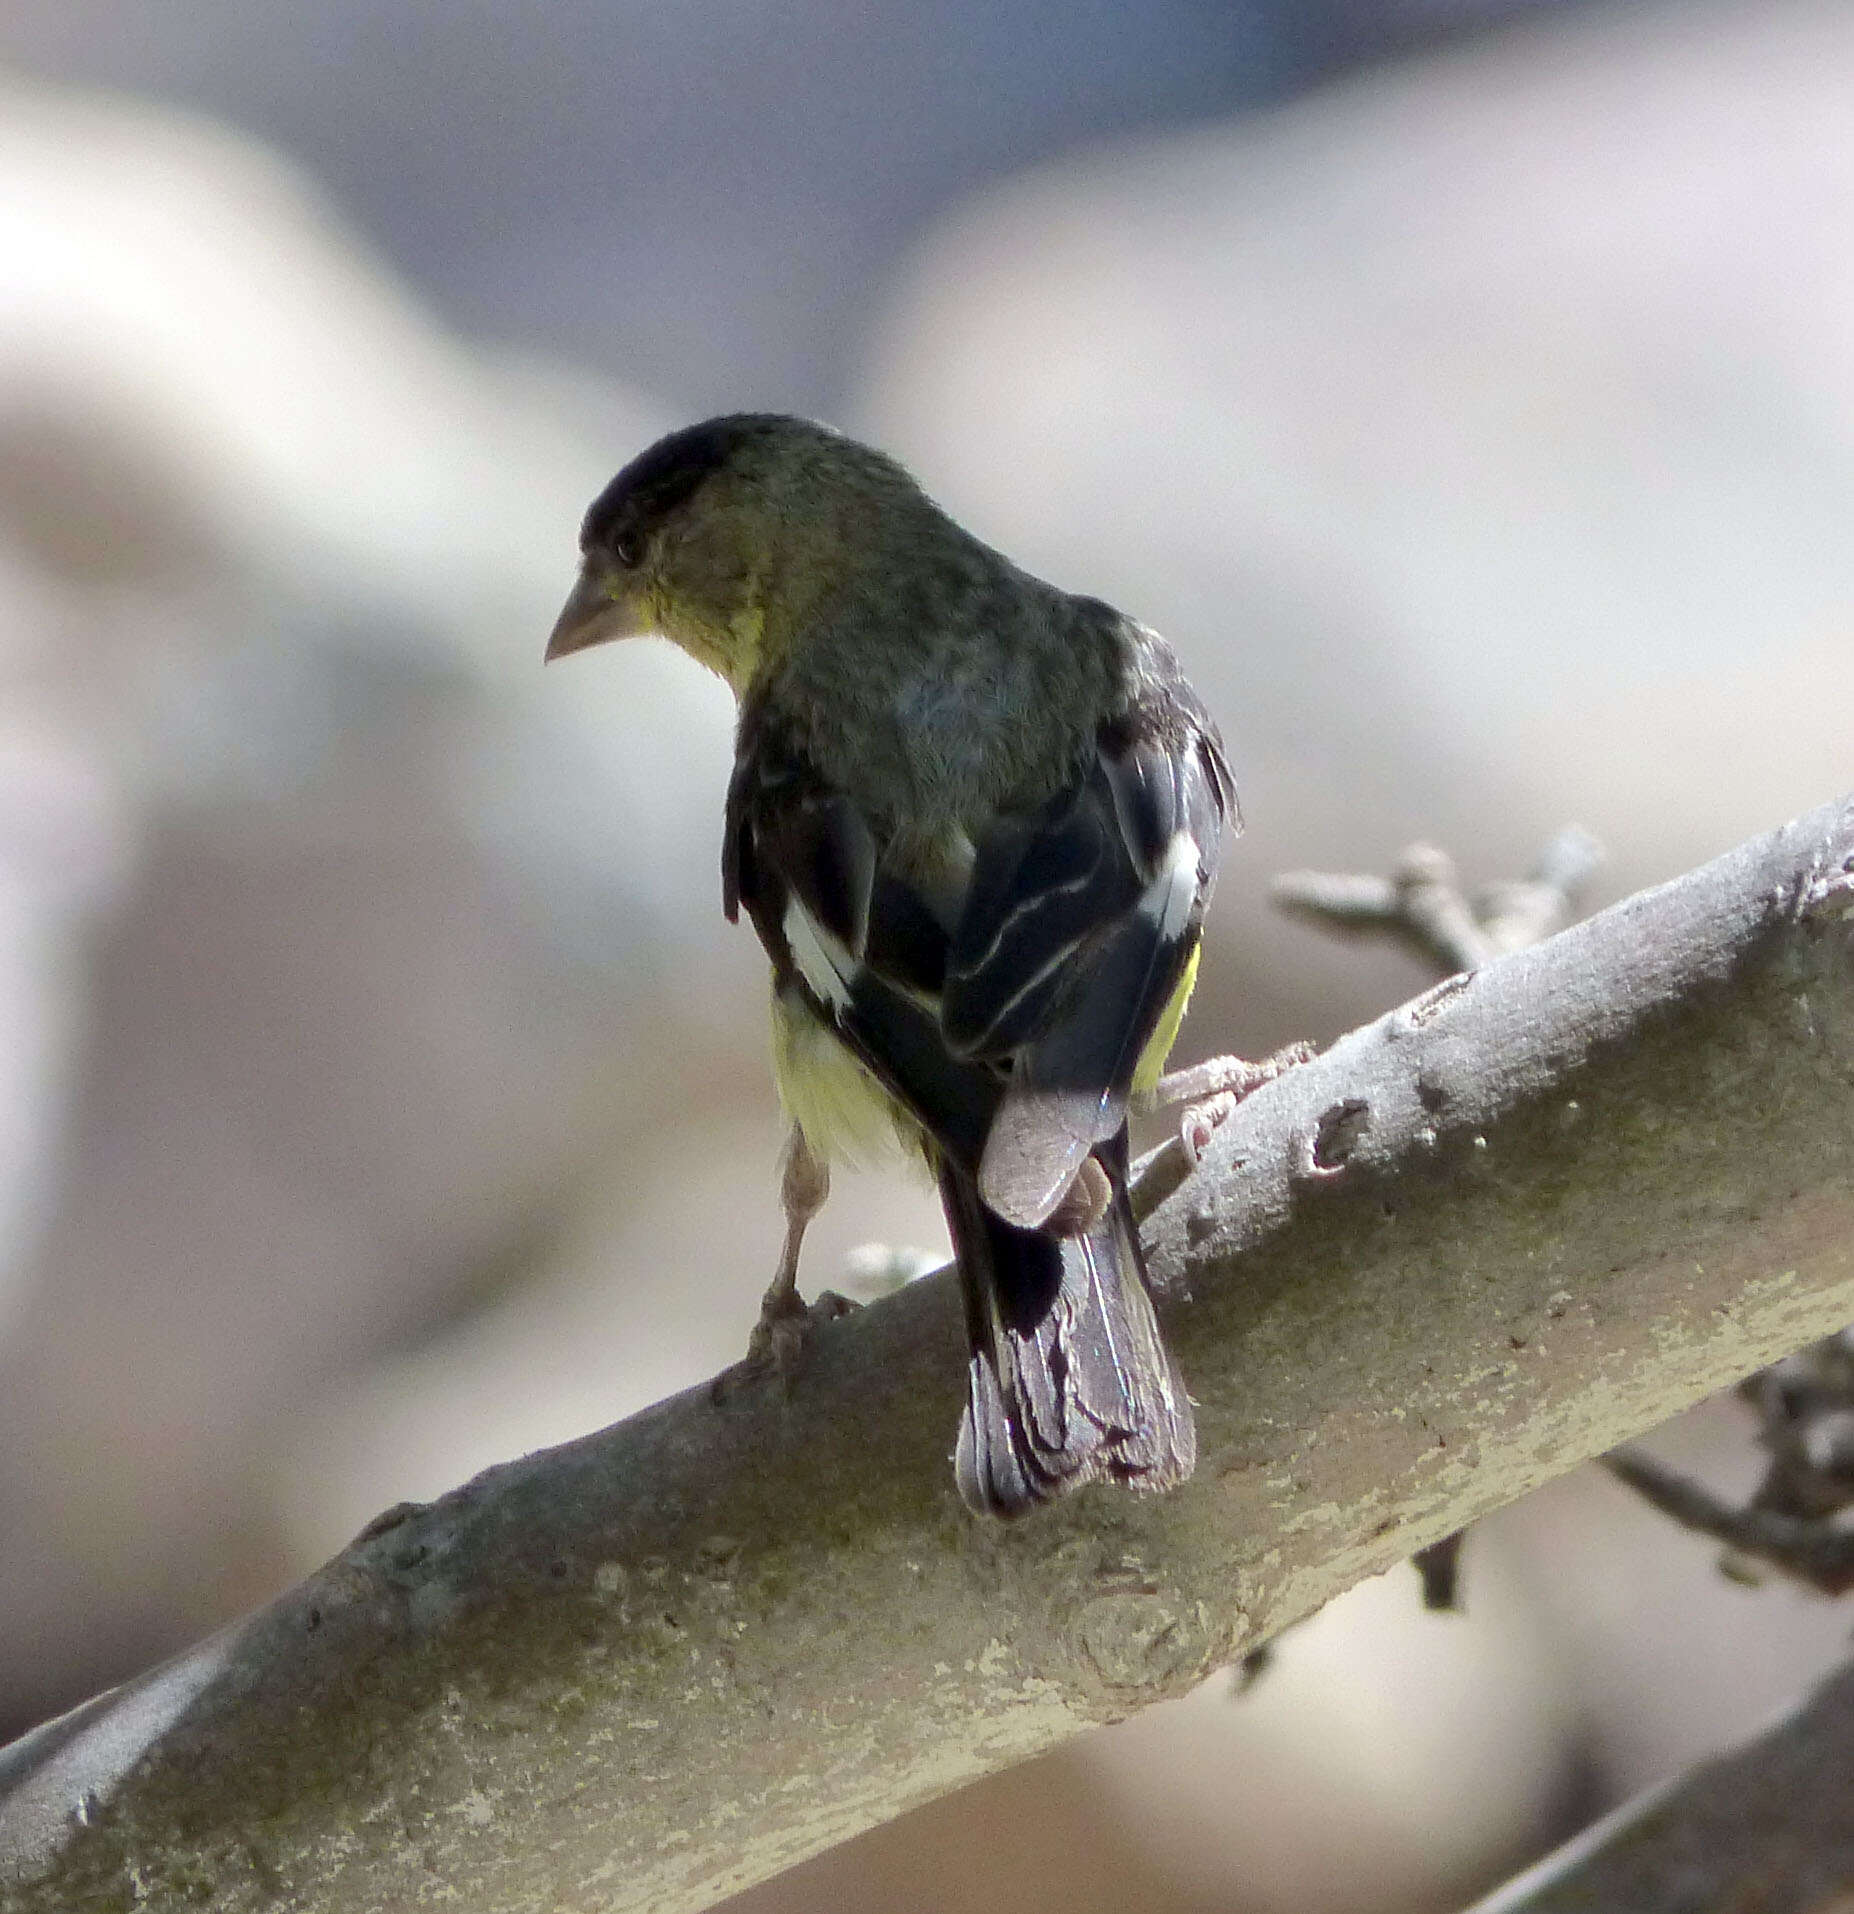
[767,1124,829,1317]
[738,1125,852,1379]
[1137,1041,1320,1164]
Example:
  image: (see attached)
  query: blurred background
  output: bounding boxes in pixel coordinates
[1,0,1852,1905]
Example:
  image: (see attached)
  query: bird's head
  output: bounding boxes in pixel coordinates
[546,412,918,693]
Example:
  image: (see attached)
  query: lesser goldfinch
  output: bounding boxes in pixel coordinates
[547,415,1236,1516]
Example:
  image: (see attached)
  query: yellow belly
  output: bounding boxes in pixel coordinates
[769,988,921,1168]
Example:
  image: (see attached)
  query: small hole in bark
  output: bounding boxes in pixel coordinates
[1312,1099,1371,1170]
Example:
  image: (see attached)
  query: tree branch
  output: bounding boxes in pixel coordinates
[1261,825,1607,1615]
[1599,1446,1854,1594]
[1465,1654,1854,1913]
[1271,825,1604,973]
[3,795,1852,1914]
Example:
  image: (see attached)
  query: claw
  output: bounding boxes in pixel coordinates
[1179,1090,1238,1167]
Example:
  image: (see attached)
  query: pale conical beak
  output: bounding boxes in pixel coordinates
[545,565,647,661]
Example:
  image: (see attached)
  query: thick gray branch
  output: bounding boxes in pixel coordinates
[3,795,1853,1914]
[1466,1654,1854,1913]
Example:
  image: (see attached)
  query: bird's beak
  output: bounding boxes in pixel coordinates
[545,564,648,662]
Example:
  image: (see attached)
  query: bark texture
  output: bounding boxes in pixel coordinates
[3,794,1852,1914]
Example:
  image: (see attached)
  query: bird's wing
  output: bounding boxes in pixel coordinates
[950,695,1234,1228]
[727,662,1235,1217]
[725,698,998,1166]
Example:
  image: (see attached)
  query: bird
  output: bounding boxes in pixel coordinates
[546,414,1237,1516]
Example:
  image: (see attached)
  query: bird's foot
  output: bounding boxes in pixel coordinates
[1128,1041,1319,1221]
[1177,1090,1238,1168]
[714,1279,857,1400]
[1135,1042,1320,1123]
[746,1276,857,1375]
[1045,1155,1112,1236]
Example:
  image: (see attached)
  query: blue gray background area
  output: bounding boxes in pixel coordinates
[5,0,1555,408]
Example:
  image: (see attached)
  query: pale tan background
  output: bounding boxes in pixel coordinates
[1,2,1852,1906]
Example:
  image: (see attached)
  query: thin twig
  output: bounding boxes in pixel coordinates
[1600,1449,1854,1595]
[1272,827,1603,975]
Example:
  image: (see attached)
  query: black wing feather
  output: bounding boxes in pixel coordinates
[972,716,1230,1228]
[942,762,1139,1058]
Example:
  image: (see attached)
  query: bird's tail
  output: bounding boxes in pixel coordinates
[942,1136,1195,1517]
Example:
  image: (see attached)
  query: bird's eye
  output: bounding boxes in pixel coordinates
[611,529,645,568]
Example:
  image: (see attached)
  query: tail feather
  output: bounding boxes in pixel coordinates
[943,1139,1195,1518]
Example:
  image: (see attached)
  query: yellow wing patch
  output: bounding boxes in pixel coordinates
[1131,939,1201,1094]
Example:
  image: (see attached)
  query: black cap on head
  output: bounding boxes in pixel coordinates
[581,414,803,560]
